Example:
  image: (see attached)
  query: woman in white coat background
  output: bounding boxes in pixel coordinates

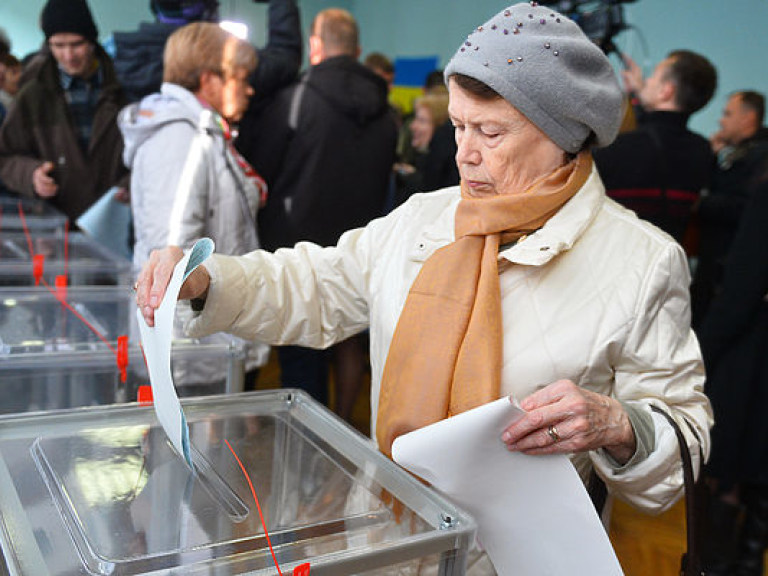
[137,3,711,571]
[122,22,270,387]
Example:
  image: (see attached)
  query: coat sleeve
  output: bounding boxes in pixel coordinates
[590,242,712,514]
[184,208,397,346]
[0,97,44,196]
[251,0,302,103]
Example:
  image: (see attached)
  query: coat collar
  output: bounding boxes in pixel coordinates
[410,164,606,266]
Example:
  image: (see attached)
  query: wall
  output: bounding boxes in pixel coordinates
[2,0,767,136]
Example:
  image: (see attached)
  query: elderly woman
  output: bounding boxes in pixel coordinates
[138,2,711,571]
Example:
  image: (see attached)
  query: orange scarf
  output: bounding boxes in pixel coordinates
[376,152,593,457]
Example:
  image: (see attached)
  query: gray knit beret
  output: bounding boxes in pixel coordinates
[444,2,623,153]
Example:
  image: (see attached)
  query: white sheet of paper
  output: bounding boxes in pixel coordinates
[136,238,215,468]
[392,397,623,576]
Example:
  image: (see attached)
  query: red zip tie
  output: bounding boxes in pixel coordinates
[18,201,34,258]
[137,385,153,405]
[63,219,69,280]
[117,335,129,383]
[33,254,45,286]
[225,439,288,576]
[55,274,67,302]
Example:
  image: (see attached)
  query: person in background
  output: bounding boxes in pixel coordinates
[241,8,397,418]
[109,0,220,104]
[593,50,717,245]
[0,0,128,224]
[110,0,301,111]
[396,68,449,173]
[0,53,22,113]
[698,166,768,575]
[364,51,395,94]
[119,22,270,389]
[394,92,458,206]
[691,90,768,325]
[136,4,710,572]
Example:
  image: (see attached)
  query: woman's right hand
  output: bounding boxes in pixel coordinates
[135,246,211,327]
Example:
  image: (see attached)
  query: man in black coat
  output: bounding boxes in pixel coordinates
[691,91,768,325]
[240,8,398,413]
[698,173,768,576]
[111,0,301,106]
[593,50,717,244]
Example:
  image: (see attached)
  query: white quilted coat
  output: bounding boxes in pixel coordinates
[188,164,712,514]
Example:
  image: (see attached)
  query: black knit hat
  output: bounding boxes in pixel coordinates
[41,0,99,43]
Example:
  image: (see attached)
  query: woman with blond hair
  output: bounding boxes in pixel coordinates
[395,92,459,206]
[120,22,270,388]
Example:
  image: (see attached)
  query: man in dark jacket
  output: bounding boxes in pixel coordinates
[697,173,768,576]
[691,90,768,325]
[241,8,398,413]
[0,0,128,224]
[593,50,717,244]
[111,0,301,106]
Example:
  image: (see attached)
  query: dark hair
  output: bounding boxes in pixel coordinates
[736,90,766,125]
[0,28,10,58]
[364,52,393,75]
[448,73,502,101]
[0,53,19,68]
[424,69,446,91]
[666,50,717,115]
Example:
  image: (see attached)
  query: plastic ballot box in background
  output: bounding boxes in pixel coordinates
[0,390,476,575]
[0,193,69,236]
[0,286,247,414]
[0,231,132,287]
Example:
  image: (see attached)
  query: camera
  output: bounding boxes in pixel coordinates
[540,0,638,54]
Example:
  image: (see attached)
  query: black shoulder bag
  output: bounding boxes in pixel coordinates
[589,406,705,576]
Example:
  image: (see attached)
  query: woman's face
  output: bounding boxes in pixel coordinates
[200,66,253,123]
[448,78,566,197]
[4,66,21,96]
[218,67,253,122]
[411,104,435,150]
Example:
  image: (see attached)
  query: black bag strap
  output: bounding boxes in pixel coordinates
[649,405,705,576]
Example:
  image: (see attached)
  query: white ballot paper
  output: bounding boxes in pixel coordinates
[136,238,215,469]
[392,397,623,576]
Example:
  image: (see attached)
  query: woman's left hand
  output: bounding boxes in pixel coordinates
[500,379,637,465]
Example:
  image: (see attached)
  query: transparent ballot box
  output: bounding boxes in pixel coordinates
[0,231,132,286]
[0,286,247,413]
[0,390,475,575]
[0,193,68,236]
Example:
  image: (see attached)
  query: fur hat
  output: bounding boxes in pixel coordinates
[444,2,623,153]
[41,0,99,43]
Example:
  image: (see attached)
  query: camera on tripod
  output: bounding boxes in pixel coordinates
[541,0,638,54]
